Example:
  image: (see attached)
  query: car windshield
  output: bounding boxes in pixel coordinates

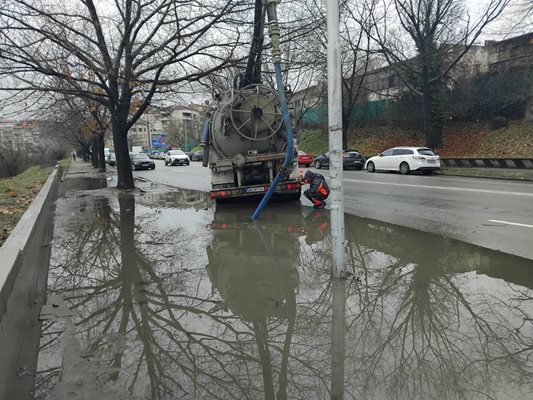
[169,150,185,155]
[132,153,150,160]
[417,148,436,156]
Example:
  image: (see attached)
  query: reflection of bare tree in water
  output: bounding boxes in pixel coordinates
[340,217,533,399]
[35,198,533,399]
[36,193,267,399]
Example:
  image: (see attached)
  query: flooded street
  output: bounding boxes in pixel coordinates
[34,174,533,399]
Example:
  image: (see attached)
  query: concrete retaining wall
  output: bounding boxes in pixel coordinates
[441,158,533,169]
[0,166,59,315]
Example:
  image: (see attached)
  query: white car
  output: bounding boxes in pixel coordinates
[364,147,440,175]
[165,150,190,166]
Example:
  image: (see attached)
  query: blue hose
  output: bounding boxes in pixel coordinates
[252,63,294,220]
[200,113,211,145]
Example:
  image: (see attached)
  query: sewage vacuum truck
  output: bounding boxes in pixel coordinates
[201,0,301,202]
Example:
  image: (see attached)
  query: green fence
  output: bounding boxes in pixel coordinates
[300,99,392,126]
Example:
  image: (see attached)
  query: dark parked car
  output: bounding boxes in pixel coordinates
[131,153,155,170]
[107,153,116,166]
[190,151,204,161]
[314,150,366,170]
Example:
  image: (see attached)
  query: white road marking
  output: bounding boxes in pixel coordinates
[488,220,533,228]
[344,178,533,197]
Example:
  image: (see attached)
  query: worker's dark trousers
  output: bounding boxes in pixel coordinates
[304,190,327,206]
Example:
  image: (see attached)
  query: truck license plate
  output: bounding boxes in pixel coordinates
[246,187,265,193]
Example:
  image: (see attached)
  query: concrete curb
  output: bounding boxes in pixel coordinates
[60,159,71,182]
[435,171,533,183]
[0,165,60,315]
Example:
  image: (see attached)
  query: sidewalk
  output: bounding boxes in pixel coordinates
[63,159,106,178]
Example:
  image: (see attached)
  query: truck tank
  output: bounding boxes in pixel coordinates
[209,83,285,159]
[203,81,300,200]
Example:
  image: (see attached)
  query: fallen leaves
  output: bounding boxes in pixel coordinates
[347,120,533,158]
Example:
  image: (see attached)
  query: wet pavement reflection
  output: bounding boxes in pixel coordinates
[61,176,108,191]
[35,185,533,399]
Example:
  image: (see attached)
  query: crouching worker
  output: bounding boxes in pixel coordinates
[301,170,330,209]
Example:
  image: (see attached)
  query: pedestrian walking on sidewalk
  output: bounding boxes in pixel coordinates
[72,151,76,161]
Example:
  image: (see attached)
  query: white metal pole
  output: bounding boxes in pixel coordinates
[147,114,151,150]
[327,0,345,278]
[331,277,346,399]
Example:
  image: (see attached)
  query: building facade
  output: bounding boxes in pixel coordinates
[288,31,533,115]
[127,104,204,151]
[0,119,43,149]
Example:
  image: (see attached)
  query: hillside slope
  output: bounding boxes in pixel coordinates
[298,121,533,158]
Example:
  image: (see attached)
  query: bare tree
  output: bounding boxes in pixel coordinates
[0,0,248,188]
[166,119,186,149]
[339,0,377,148]
[38,93,110,170]
[497,0,533,37]
[283,0,378,148]
[0,141,31,177]
[365,0,510,147]
[40,110,93,161]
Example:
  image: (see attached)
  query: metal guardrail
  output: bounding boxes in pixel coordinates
[440,158,533,169]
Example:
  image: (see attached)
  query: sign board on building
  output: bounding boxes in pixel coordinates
[151,133,167,148]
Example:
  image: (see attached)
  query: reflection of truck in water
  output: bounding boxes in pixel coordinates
[206,205,301,320]
[200,0,300,202]
[206,204,304,397]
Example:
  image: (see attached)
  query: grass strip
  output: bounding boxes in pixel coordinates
[0,165,53,247]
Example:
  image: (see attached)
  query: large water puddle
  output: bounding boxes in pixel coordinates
[35,188,533,399]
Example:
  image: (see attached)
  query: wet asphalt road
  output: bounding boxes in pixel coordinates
[132,160,533,260]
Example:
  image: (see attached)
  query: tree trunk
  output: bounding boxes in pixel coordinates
[421,54,434,148]
[91,136,98,168]
[97,133,106,172]
[341,110,349,150]
[429,82,444,148]
[113,123,134,189]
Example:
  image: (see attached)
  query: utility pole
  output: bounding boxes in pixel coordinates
[147,114,151,150]
[185,120,188,152]
[327,0,345,278]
